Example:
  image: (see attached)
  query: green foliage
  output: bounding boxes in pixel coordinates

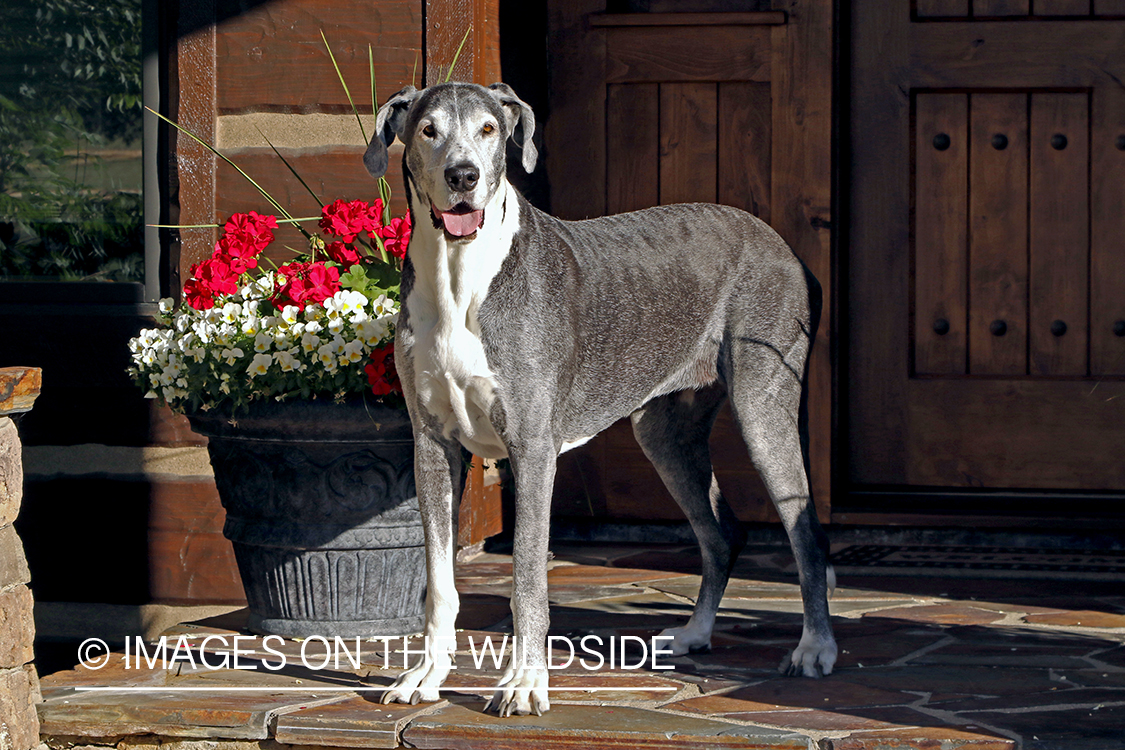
[0,0,144,282]
[338,260,401,301]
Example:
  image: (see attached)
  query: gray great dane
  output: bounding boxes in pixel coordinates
[364,81,836,716]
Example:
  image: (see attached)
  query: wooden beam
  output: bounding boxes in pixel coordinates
[426,0,501,85]
[176,0,217,279]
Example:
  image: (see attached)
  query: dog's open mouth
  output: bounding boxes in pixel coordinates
[431,202,484,239]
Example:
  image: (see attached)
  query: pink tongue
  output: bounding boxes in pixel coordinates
[439,209,484,237]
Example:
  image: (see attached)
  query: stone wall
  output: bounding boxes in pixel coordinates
[0,367,43,750]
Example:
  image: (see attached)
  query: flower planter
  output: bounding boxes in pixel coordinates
[186,397,424,638]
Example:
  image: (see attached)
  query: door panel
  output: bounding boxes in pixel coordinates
[1091,87,1125,376]
[1029,93,1088,376]
[548,8,832,523]
[659,83,718,205]
[914,94,968,377]
[851,4,1125,494]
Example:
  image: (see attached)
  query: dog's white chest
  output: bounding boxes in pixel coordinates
[405,188,516,459]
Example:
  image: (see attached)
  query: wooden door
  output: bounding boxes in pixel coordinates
[849,3,1125,504]
[545,4,833,525]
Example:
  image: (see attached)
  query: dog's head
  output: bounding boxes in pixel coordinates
[364,82,536,241]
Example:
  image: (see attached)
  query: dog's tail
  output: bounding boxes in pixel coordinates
[797,260,830,577]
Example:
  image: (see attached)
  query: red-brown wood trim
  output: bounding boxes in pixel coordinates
[175,1,218,280]
[589,12,787,27]
[426,0,501,85]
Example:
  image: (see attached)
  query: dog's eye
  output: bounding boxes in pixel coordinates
[482,123,495,135]
[422,124,436,138]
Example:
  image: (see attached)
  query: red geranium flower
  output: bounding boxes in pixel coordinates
[320,199,383,244]
[303,263,341,304]
[272,260,341,307]
[183,276,215,310]
[214,234,260,275]
[325,240,362,266]
[194,258,239,296]
[377,213,412,259]
[183,258,238,310]
[223,211,278,252]
[365,342,402,395]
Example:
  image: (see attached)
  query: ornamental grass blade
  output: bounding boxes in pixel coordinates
[145,106,309,239]
[444,26,472,83]
[149,223,220,229]
[322,29,367,144]
[257,127,324,208]
[369,43,377,130]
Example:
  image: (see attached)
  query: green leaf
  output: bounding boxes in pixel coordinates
[338,263,372,294]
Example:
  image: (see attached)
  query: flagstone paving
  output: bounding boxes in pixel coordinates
[37,542,1125,749]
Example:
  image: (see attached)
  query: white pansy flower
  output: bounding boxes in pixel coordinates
[355,318,389,346]
[304,320,323,335]
[221,347,244,365]
[221,302,242,324]
[323,295,346,319]
[248,352,273,377]
[281,305,301,326]
[341,340,366,364]
[373,294,397,317]
[327,316,345,332]
[241,316,260,336]
[273,330,293,351]
[316,342,339,371]
[300,331,321,354]
[254,332,274,353]
[275,349,303,373]
[158,297,176,314]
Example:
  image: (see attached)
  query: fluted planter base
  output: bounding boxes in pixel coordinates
[187,397,424,638]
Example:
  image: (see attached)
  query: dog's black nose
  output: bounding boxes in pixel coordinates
[445,164,480,192]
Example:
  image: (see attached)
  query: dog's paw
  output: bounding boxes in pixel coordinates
[779,629,837,678]
[380,650,453,705]
[485,666,550,717]
[656,623,712,656]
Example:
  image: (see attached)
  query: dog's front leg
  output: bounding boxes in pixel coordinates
[485,438,555,717]
[381,426,464,705]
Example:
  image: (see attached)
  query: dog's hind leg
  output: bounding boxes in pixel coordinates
[725,319,836,678]
[630,385,747,656]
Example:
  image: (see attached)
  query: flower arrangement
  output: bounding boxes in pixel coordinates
[127,31,477,415]
[128,196,409,413]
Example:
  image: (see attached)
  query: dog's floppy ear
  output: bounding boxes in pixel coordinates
[364,86,418,179]
[487,83,538,174]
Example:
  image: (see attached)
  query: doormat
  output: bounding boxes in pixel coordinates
[829,545,1125,580]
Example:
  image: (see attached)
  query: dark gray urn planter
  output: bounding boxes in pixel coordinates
[186,397,425,638]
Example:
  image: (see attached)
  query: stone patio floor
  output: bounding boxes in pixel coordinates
[37,542,1125,750]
